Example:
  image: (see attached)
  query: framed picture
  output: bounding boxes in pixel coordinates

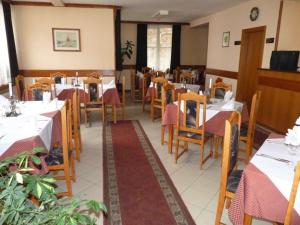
[222,31,230,47]
[52,28,81,51]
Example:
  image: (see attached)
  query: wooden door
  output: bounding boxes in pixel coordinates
[237,26,266,109]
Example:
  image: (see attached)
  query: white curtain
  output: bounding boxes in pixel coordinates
[147,25,172,71]
[0,1,11,85]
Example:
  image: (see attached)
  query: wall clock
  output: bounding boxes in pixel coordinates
[250,7,259,21]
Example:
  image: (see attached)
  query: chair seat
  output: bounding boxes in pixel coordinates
[45,147,72,166]
[226,170,243,193]
[178,131,211,139]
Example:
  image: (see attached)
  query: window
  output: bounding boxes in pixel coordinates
[147,25,172,71]
[0,1,10,86]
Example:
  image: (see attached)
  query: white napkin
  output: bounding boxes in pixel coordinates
[107,79,115,89]
[221,99,235,110]
[199,91,203,95]
[285,126,300,146]
[224,91,233,102]
[43,92,51,103]
[137,71,143,78]
[296,116,300,126]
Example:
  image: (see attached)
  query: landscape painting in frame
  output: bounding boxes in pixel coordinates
[222,31,230,47]
[52,28,81,51]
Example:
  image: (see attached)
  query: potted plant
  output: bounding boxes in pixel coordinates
[0,147,106,225]
[116,40,135,92]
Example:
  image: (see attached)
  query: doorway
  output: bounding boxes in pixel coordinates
[237,26,266,109]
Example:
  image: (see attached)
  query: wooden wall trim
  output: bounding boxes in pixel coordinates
[121,20,190,25]
[10,1,121,9]
[275,0,284,50]
[259,76,300,92]
[122,64,206,70]
[19,69,115,77]
[123,65,136,70]
[205,68,238,79]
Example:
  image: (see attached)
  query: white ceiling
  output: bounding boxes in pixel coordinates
[14,0,250,22]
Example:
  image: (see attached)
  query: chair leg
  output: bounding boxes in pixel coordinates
[71,156,76,182]
[161,126,165,145]
[75,132,80,161]
[64,165,72,197]
[215,192,226,225]
[84,110,88,128]
[200,144,204,169]
[168,126,174,154]
[150,103,154,121]
[175,140,180,163]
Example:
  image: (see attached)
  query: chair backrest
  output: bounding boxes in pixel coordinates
[177,92,207,137]
[50,72,67,84]
[155,71,166,78]
[15,75,25,100]
[151,77,168,101]
[60,103,70,166]
[162,83,175,114]
[88,72,102,79]
[142,66,151,74]
[246,91,261,140]
[211,81,232,99]
[83,77,103,104]
[180,72,195,84]
[221,111,241,188]
[284,161,300,225]
[35,78,54,86]
[26,83,51,101]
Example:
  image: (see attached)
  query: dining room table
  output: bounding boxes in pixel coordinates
[0,100,64,161]
[55,82,121,123]
[161,98,249,153]
[228,133,300,225]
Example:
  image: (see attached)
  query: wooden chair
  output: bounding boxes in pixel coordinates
[161,83,175,146]
[239,91,261,163]
[142,66,152,74]
[175,92,213,169]
[71,89,82,161]
[150,77,168,121]
[83,77,106,126]
[180,71,196,84]
[142,73,154,112]
[88,72,102,79]
[215,111,242,225]
[45,103,76,197]
[26,83,52,101]
[50,72,67,84]
[15,75,25,100]
[36,77,54,86]
[211,81,232,99]
[155,70,166,78]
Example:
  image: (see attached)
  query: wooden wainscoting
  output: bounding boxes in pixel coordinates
[257,69,300,133]
[205,68,238,80]
[19,69,115,77]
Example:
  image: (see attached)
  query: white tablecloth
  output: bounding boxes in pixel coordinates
[0,100,64,157]
[251,138,300,214]
[55,82,116,98]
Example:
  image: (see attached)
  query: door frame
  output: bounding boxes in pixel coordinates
[236,26,266,100]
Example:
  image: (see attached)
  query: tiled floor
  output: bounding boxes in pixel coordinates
[64,96,272,225]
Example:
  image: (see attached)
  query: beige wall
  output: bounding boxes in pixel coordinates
[12,6,115,70]
[181,25,208,65]
[191,0,281,72]
[278,0,300,51]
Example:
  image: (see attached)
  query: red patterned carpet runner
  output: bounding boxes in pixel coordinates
[103,120,196,225]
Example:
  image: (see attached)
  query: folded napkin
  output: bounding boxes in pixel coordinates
[199,91,203,95]
[43,92,51,103]
[296,116,300,126]
[221,99,235,110]
[285,126,300,146]
[107,79,115,89]
[137,71,143,78]
[224,91,233,102]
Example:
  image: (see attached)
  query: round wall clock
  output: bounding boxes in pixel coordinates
[250,7,259,21]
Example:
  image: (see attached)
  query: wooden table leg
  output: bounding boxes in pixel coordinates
[243,213,252,225]
[168,126,174,154]
[113,105,117,124]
